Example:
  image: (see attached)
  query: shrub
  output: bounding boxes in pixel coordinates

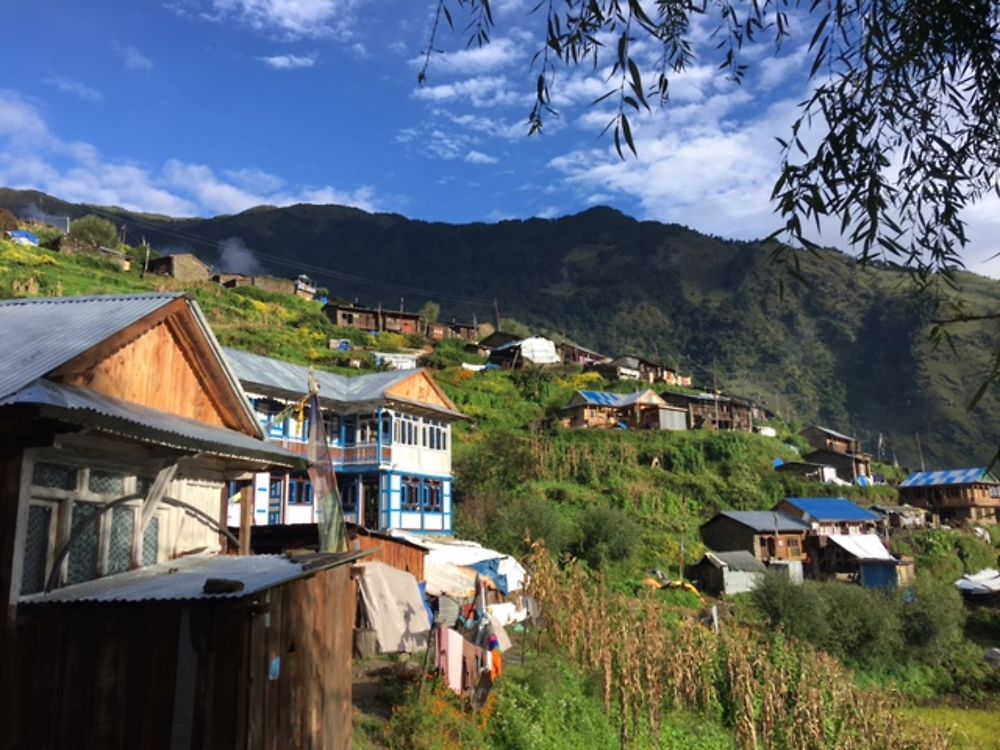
[69,214,118,248]
[572,505,639,569]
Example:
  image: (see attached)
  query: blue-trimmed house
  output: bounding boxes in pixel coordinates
[898,467,1000,525]
[224,348,465,534]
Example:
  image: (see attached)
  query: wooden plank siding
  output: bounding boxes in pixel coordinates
[5,563,355,750]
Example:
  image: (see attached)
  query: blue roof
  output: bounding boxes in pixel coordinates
[576,390,647,407]
[899,468,998,488]
[782,498,880,523]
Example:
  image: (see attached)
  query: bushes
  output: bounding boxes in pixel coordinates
[748,571,987,696]
[68,214,118,248]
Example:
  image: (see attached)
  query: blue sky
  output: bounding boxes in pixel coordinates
[2,0,999,276]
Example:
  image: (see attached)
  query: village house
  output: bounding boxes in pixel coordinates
[660,391,754,432]
[0,294,366,748]
[776,497,881,535]
[557,341,610,367]
[223,348,465,534]
[699,510,810,563]
[146,252,212,282]
[688,550,767,596]
[466,330,520,358]
[799,425,873,482]
[562,389,687,431]
[774,460,843,484]
[898,467,1000,525]
[427,320,479,343]
[323,300,422,335]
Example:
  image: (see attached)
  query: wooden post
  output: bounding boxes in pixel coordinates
[239,484,253,555]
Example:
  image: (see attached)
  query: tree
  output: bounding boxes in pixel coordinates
[69,214,118,249]
[421,2,1000,281]
[419,300,441,324]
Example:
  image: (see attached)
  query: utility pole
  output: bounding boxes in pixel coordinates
[493,298,502,332]
[915,432,926,472]
[141,239,150,277]
[712,358,720,429]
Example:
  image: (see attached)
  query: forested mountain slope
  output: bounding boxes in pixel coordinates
[2,188,997,468]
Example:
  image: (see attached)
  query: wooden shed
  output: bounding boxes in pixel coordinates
[147,253,212,282]
[8,552,361,750]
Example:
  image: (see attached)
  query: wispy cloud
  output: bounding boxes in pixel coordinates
[415,36,525,77]
[117,44,154,72]
[464,150,498,165]
[209,0,364,40]
[258,53,317,70]
[43,76,103,103]
[0,91,379,217]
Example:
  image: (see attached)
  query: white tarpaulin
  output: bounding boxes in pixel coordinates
[827,534,894,561]
[518,337,561,365]
[955,568,1000,594]
[357,561,430,653]
[387,531,527,597]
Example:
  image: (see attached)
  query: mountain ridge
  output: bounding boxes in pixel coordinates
[1,186,997,469]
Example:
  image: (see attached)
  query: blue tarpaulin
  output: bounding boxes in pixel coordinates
[468,558,511,594]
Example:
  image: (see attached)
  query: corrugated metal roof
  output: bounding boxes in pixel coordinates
[899,467,997,488]
[224,348,462,418]
[716,510,811,532]
[0,293,182,401]
[706,550,767,572]
[1,378,303,467]
[805,425,856,442]
[783,498,880,522]
[19,552,365,605]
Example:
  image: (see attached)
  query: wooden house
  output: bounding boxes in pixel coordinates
[660,391,753,432]
[467,330,521,358]
[428,321,479,343]
[9,551,360,750]
[323,301,422,335]
[699,511,810,563]
[688,550,766,596]
[146,253,212,282]
[562,389,687,431]
[0,293,311,747]
[557,341,610,367]
[224,348,465,534]
[774,460,841,484]
[776,498,881,536]
[898,467,1000,525]
[800,425,872,482]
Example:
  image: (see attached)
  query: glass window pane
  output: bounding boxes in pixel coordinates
[142,516,160,567]
[20,505,52,595]
[88,469,125,496]
[108,506,135,575]
[67,502,100,585]
[32,461,76,490]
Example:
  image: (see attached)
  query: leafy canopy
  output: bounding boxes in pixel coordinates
[421,1,1000,279]
[69,214,119,249]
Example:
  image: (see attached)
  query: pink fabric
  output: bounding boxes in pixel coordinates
[436,627,464,694]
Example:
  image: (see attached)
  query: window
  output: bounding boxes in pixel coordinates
[423,481,443,513]
[20,460,162,595]
[341,482,357,513]
[401,478,421,511]
[288,474,314,505]
[269,477,284,501]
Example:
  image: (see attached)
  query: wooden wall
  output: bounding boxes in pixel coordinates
[349,531,425,580]
[4,563,355,750]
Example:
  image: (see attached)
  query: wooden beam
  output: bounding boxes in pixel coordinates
[238,484,253,555]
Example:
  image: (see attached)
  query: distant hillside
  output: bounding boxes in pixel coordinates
[1,187,998,468]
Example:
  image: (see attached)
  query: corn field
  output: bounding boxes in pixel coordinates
[523,543,950,750]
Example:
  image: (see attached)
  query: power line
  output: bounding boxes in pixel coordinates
[82,205,495,308]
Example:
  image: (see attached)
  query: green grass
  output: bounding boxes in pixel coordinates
[901,705,1000,750]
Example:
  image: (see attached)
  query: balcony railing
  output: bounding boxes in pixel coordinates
[269,440,391,467]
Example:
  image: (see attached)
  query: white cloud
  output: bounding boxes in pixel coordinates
[416,36,525,76]
[413,75,530,109]
[210,0,364,39]
[117,44,154,72]
[464,150,498,165]
[0,91,378,217]
[43,76,103,103]
[258,53,317,69]
[351,42,369,58]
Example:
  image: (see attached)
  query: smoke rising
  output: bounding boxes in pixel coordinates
[217,237,263,275]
